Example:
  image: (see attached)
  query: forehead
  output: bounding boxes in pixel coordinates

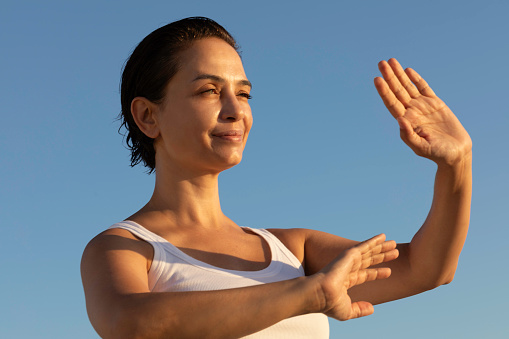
[176,38,247,81]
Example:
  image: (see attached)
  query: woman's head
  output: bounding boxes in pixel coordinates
[120,17,239,173]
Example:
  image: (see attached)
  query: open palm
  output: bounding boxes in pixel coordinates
[318,234,398,321]
[374,59,472,166]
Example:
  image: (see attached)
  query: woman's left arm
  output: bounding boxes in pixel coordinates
[374,57,471,277]
[356,58,472,303]
[279,58,472,305]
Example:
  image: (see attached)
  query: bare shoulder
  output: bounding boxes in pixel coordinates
[81,228,154,294]
[84,227,152,250]
[82,228,153,269]
[81,228,155,334]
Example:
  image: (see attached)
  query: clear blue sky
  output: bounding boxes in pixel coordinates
[1,0,508,338]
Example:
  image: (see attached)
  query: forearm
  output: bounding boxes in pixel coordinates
[409,153,472,286]
[108,277,320,339]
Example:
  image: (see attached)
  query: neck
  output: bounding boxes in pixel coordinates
[137,165,228,230]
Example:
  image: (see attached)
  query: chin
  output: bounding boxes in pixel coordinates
[223,156,243,169]
[213,152,243,171]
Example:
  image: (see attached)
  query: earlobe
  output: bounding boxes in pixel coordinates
[131,97,160,139]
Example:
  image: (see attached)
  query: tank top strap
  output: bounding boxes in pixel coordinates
[243,227,304,273]
[108,220,169,290]
[108,220,165,243]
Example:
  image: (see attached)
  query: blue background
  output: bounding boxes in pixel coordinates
[1,0,508,337]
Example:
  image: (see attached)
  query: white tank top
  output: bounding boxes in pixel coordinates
[109,221,329,338]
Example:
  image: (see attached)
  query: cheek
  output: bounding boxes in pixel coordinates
[167,102,217,133]
[244,109,253,135]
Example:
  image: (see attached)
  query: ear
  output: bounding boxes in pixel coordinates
[131,97,160,139]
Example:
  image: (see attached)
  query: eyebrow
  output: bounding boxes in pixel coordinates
[192,74,252,89]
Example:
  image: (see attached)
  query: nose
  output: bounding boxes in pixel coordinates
[218,92,245,122]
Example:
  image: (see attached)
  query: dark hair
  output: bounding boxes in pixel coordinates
[119,17,239,173]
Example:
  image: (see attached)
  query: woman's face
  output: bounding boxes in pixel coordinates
[153,37,253,174]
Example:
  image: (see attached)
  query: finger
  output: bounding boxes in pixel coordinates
[355,234,386,254]
[381,239,398,253]
[374,77,406,118]
[387,58,420,99]
[360,238,396,260]
[351,267,392,286]
[378,60,413,105]
[349,301,374,319]
[397,115,426,154]
[351,234,395,267]
[362,249,399,269]
[405,67,436,97]
[362,239,397,256]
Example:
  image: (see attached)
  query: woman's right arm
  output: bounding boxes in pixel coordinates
[81,229,397,339]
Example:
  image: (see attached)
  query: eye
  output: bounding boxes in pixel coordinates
[237,92,252,100]
[202,88,218,95]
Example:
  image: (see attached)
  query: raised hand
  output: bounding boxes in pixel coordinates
[315,234,398,321]
[374,58,472,166]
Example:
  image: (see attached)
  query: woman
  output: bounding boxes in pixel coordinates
[81,17,472,338]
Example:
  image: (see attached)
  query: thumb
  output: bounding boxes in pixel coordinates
[397,116,421,149]
[349,301,375,319]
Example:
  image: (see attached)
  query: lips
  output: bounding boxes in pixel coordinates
[212,130,244,141]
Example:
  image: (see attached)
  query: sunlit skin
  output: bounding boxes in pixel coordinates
[81,38,471,338]
[133,38,253,177]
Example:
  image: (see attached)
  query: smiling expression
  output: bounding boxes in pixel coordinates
[152,38,253,175]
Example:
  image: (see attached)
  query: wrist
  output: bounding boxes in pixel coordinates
[299,274,327,314]
[435,151,472,193]
[436,151,472,171]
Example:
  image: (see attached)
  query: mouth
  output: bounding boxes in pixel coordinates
[211,130,244,142]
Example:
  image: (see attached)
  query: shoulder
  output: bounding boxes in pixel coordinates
[80,227,154,336]
[83,227,153,257]
[81,227,154,274]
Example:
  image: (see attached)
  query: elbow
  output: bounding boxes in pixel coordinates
[413,258,459,290]
[435,264,458,286]
[424,270,456,290]
[438,271,455,286]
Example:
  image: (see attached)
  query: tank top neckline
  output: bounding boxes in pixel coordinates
[116,220,281,276]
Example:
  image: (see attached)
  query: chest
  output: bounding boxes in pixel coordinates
[162,227,272,271]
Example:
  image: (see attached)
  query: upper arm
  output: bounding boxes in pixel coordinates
[80,228,154,337]
[271,228,431,305]
[307,230,433,304]
[267,228,357,275]
[348,242,430,305]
